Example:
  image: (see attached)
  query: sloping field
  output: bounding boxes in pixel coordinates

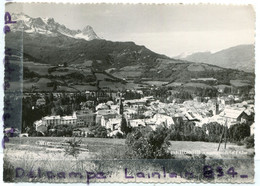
[24,62,53,75]
[111,65,144,79]
[183,82,212,89]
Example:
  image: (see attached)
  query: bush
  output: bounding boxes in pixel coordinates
[87,133,95,137]
[229,123,250,142]
[115,132,124,139]
[236,141,243,146]
[244,135,254,148]
[125,126,172,159]
[89,124,108,138]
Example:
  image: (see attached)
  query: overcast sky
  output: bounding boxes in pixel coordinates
[6,3,255,56]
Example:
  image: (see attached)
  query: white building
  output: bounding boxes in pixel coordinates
[60,112,77,125]
[105,117,122,131]
[41,112,77,127]
[42,115,61,126]
[143,113,175,130]
[152,113,174,128]
[96,103,109,111]
[128,119,146,128]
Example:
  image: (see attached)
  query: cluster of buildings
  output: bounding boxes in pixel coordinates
[33,90,255,137]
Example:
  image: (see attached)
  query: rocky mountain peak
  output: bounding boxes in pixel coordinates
[10,13,100,41]
[83,25,93,31]
[81,25,99,40]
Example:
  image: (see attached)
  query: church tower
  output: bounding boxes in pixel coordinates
[119,93,123,115]
[216,101,219,115]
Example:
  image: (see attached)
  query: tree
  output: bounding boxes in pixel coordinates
[65,125,74,137]
[121,116,131,134]
[125,126,171,159]
[229,123,250,142]
[89,124,108,138]
[55,106,64,116]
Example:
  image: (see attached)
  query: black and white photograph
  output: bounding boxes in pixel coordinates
[2,2,256,184]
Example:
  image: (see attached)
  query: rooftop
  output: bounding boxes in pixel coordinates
[43,115,61,120]
[220,108,244,119]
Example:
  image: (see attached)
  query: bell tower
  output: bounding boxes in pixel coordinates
[119,93,123,115]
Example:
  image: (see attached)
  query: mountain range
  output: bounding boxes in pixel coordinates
[10,12,99,40]
[5,13,255,92]
[175,45,255,72]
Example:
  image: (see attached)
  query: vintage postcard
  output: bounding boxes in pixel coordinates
[2,2,256,184]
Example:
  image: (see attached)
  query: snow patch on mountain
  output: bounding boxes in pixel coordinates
[75,33,91,40]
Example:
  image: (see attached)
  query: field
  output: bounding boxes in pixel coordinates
[143,81,168,86]
[111,65,144,79]
[4,137,125,159]
[4,137,254,183]
[23,62,53,76]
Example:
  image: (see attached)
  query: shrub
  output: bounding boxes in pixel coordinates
[64,137,82,158]
[229,123,250,142]
[244,135,254,148]
[87,133,95,137]
[115,132,124,139]
[89,124,108,138]
[236,141,243,146]
[57,129,65,137]
[125,126,172,159]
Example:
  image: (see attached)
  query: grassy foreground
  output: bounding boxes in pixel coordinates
[3,137,254,183]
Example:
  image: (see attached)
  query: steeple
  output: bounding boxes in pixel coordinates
[216,101,219,115]
[119,92,123,115]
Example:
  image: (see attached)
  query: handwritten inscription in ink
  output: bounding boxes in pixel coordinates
[2,12,17,149]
